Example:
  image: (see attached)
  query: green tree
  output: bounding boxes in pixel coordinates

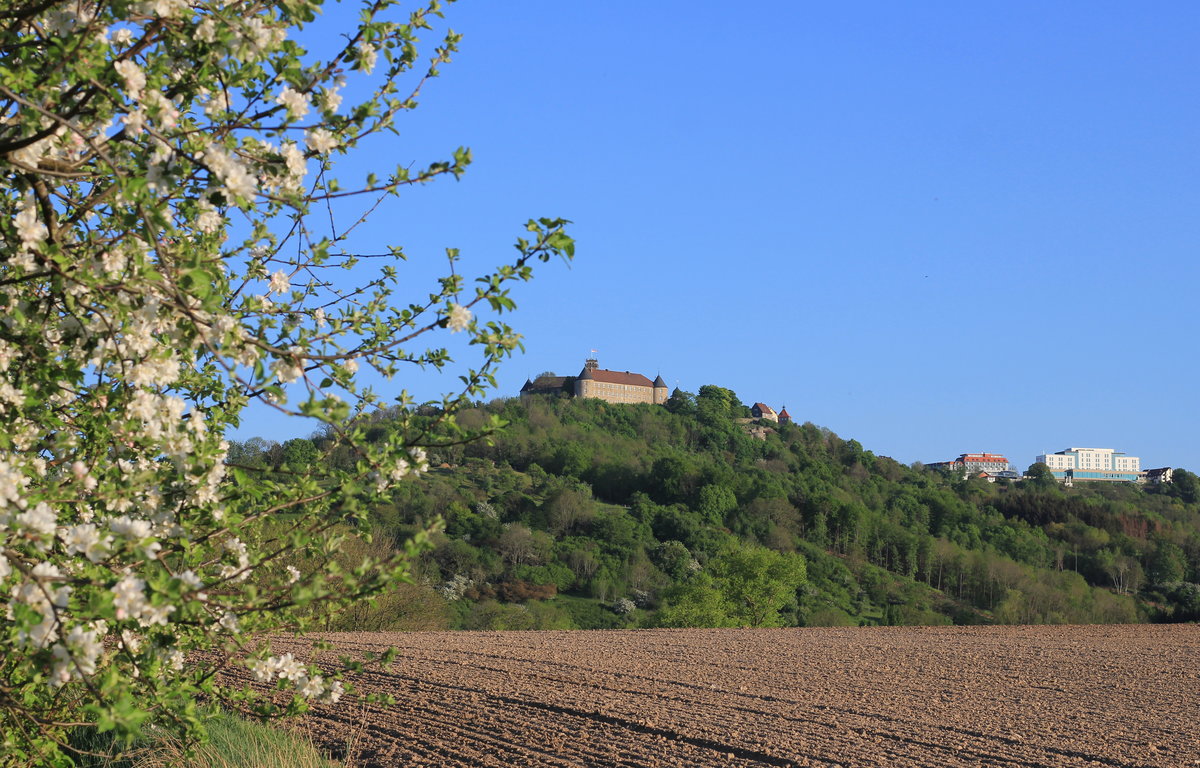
[696,484,738,525]
[652,540,695,581]
[712,542,807,627]
[280,437,319,469]
[665,387,696,415]
[1172,468,1200,504]
[655,573,737,628]
[1024,462,1059,489]
[1147,539,1187,585]
[696,384,744,422]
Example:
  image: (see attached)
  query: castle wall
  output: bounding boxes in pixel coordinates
[578,380,657,405]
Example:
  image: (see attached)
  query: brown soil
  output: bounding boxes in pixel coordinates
[267,624,1199,767]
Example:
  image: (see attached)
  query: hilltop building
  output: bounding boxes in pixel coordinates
[750,403,794,424]
[1035,447,1141,484]
[519,374,575,399]
[927,452,1019,481]
[520,358,668,406]
[1144,467,1174,484]
[750,403,778,422]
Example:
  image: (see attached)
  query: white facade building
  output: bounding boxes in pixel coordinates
[1034,447,1141,483]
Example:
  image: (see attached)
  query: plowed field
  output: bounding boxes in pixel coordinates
[268,625,1198,767]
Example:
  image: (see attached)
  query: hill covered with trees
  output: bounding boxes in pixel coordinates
[232,386,1200,630]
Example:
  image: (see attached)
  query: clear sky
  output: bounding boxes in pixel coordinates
[236,1,1200,472]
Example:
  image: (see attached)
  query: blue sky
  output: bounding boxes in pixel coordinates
[238,1,1200,471]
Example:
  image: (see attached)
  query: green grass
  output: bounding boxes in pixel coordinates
[69,710,339,768]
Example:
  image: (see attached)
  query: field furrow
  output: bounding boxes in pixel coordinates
[256,625,1197,767]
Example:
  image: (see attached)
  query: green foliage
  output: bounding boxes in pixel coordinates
[656,573,739,629]
[710,542,807,627]
[655,542,805,628]
[70,708,338,768]
[267,386,1200,639]
[462,599,575,631]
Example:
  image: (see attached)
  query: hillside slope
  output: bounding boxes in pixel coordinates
[234,386,1200,629]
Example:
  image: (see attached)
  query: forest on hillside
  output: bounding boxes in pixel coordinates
[230,387,1200,630]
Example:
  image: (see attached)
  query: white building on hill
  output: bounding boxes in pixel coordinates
[1035,447,1141,483]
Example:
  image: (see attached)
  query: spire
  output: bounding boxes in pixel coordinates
[653,374,667,388]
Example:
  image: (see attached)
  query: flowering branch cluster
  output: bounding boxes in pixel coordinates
[0,1,572,764]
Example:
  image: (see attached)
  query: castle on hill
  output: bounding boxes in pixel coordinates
[521,358,669,405]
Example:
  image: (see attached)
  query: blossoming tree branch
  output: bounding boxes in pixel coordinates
[0,0,573,764]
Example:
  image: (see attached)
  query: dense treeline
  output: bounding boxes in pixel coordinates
[230,386,1200,629]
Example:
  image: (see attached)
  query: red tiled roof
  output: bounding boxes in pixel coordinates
[589,369,655,387]
[752,403,775,413]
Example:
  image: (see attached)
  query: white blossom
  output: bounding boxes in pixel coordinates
[16,502,57,539]
[62,523,111,563]
[298,674,326,698]
[14,196,47,251]
[163,648,185,671]
[305,128,338,154]
[319,86,344,114]
[323,680,344,703]
[111,575,149,621]
[268,270,290,295]
[196,18,217,43]
[178,570,203,590]
[275,86,310,119]
[446,303,472,333]
[271,347,305,384]
[196,201,223,233]
[0,459,30,508]
[51,624,104,686]
[121,109,146,136]
[113,60,146,101]
[205,89,231,117]
[109,515,153,540]
[357,42,378,74]
[201,146,257,201]
[281,141,306,180]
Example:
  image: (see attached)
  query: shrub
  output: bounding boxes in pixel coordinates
[612,598,636,615]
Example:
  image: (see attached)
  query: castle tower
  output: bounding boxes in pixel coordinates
[653,374,668,405]
[575,360,595,398]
